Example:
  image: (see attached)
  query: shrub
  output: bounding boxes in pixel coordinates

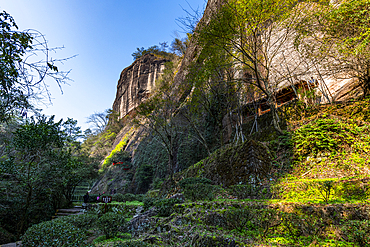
[293,118,357,159]
[338,181,368,201]
[113,193,141,202]
[88,194,100,203]
[97,212,127,239]
[182,183,217,201]
[151,177,164,190]
[135,194,145,202]
[143,197,158,211]
[21,220,90,247]
[178,178,216,201]
[342,220,370,247]
[155,198,182,217]
[146,189,160,198]
[178,177,212,189]
[65,214,98,230]
[112,193,125,202]
[317,180,335,203]
[225,207,256,233]
[228,184,254,199]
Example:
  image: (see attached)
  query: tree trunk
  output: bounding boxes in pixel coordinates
[269,100,284,135]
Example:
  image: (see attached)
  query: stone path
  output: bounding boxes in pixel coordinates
[52,205,83,219]
[0,242,22,247]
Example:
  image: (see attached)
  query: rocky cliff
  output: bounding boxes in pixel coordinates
[112,54,170,119]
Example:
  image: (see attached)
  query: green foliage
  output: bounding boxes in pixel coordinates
[131,45,174,60]
[113,193,138,202]
[87,194,100,203]
[184,183,217,201]
[136,163,154,194]
[0,10,71,122]
[296,0,370,94]
[317,180,334,203]
[228,184,254,199]
[178,177,216,201]
[97,212,127,239]
[155,198,183,217]
[21,220,89,247]
[101,130,131,171]
[63,214,98,230]
[114,240,153,247]
[133,136,168,191]
[326,0,370,58]
[151,178,164,190]
[293,118,359,159]
[143,197,158,211]
[337,180,368,201]
[0,115,98,238]
[0,11,32,122]
[225,207,256,233]
[342,220,370,247]
[178,177,212,188]
[142,197,182,216]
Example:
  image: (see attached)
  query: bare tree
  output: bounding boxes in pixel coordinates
[86,109,110,134]
[0,11,75,122]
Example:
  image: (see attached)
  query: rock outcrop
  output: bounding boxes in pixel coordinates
[112,54,170,119]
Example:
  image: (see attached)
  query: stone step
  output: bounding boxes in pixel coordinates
[0,241,22,246]
[56,208,81,214]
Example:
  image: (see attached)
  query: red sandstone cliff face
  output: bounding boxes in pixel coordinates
[112,54,170,118]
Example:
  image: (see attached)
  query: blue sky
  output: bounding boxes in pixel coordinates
[0,0,206,130]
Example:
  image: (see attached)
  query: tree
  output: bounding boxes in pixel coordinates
[295,0,370,96]
[183,44,241,149]
[86,109,109,134]
[135,61,182,179]
[0,115,65,233]
[131,44,174,60]
[0,116,97,236]
[0,10,72,123]
[194,0,315,134]
[171,33,192,57]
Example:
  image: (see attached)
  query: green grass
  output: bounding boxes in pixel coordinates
[109,201,143,206]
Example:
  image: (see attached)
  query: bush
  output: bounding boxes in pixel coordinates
[228,184,254,199]
[151,177,164,190]
[146,189,160,198]
[342,220,370,247]
[178,177,212,189]
[178,178,216,201]
[113,193,141,202]
[135,194,145,202]
[143,198,182,216]
[338,181,368,201]
[112,193,125,202]
[183,183,217,201]
[155,198,182,217]
[143,197,158,211]
[21,220,90,247]
[88,194,100,203]
[65,214,98,230]
[97,212,127,239]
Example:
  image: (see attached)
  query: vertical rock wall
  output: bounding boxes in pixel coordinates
[112,54,170,118]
